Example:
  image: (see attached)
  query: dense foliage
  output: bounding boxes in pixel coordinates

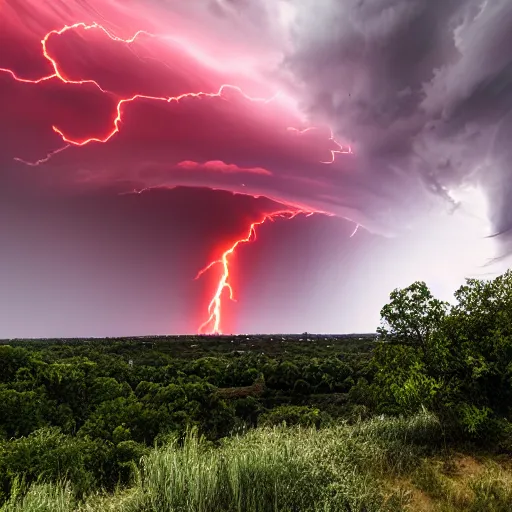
[372,270,512,441]
[1,270,512,510]
[1,413,448,512]
[0,335,374,501]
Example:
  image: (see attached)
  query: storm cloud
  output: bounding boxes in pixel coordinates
[283,0,512,248]
[0,0,511,336]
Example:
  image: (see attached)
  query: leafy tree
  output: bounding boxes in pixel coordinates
[0,386,49,437]
[373,272,512,439]
[89,377,132,406]
[445,271,512,433]
[377,281,449,354]
[0,427,114,498]
[373,282,449,413]
[78,395,149,443]
[35,360,96,424]
[0,346,35,383]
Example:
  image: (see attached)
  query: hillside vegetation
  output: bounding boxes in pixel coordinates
[1,271,512,511]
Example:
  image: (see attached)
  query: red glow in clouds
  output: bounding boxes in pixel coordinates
[0,22,282,164]
[195,210,310,334]
[0,19,355,334]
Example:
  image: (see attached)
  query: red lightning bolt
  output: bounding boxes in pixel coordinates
[324,127,354,163]
[286,127,353,163]
[1,21,356,334]
[195,210,312,334]
[51,83,275,147]
[0,22,279,163]
[0,22,350,164]
[0,22,152,87]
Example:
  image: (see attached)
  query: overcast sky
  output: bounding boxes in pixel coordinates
[0,0,510,337]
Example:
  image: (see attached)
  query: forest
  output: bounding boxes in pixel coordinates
[1,270,512,511]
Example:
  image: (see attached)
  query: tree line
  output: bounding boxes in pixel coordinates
[0,270,511,504]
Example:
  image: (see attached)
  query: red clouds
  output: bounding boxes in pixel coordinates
[1,4,365,230]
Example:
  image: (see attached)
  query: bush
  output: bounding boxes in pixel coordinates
[258,405,330,428]
[0,427,141,501]
[0,412,448,511]
[347,377,375,408]
[372,272,512,441]
[126,416,434,512]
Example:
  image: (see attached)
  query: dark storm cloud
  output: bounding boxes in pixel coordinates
[284,0,512,243]
[1,0,512,243]
[2,0,511,338]
[0,0,384,233]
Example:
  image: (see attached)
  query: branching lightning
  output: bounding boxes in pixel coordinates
[51,83,275,147]
[0,22,152,88]
[1,21,358,335]
[0,22,279,163]
[14,145,71,167]
[286,127,353,163]
[195,210,309,334]
[324,127,354,164]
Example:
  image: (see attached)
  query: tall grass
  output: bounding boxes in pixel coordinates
[467,465,512,512]
[1,480,75,512]
[0,411,442,512]
[407,455,512,511]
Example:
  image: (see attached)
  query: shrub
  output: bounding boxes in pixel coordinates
[258,405,330,428]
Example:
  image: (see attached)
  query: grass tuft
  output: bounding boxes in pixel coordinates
[0,411,465,512]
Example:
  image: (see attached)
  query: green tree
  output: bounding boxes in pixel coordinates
[373,272,512,439]
[0,386,49,437]
[377,281,449,355]
[445,271,512,433]
[373,282,449,413]
[0,346,34,383]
